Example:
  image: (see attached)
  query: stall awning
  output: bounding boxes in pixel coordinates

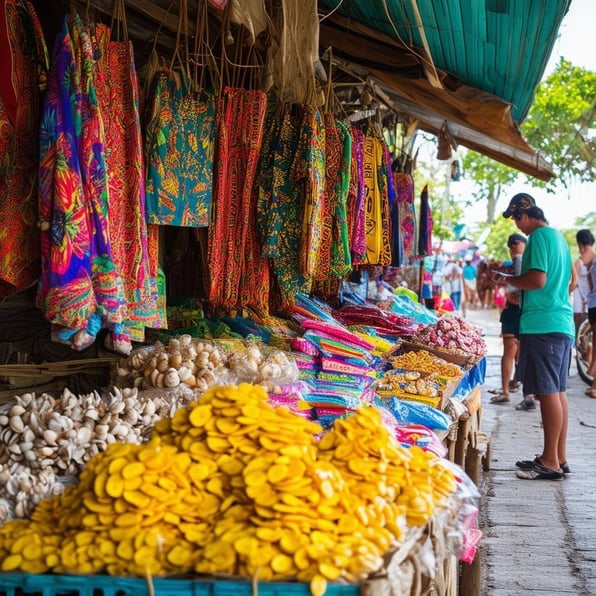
[319,0,571,180]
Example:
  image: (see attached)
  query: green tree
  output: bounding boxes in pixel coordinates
[522,59,596,190]
[461,152,518,223]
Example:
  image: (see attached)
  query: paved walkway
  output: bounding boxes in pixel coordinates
[464,306,596,595]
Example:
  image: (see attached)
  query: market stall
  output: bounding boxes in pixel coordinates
[0,2,498,595]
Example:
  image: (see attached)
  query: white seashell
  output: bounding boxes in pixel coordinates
[150,368,160,386]
[94,425,108,441]
[84,408,99,421]
[179,334,192,347]
[17,393,34,407]
[164,369,180,388]
[155,372,165,388]
[14,501,26,518]
[110,402,126,415]
[65,429,77,440]
[9,405,26,417]
[117,366,130,377]
[142,401,156,416]
[9,416,24,433]
[43,430,58,445]
[40,458,55,468]
[8,443,22,455]
[168,351,182,369]
[22,428,36,443]
[184,374,197,388]
[76,427,92,444]
[38,446,56,457]
[178,366,192,382]
[156,354,170,373]
[19,441,33,453]
[23,450,36,462]
[0,414,8,426]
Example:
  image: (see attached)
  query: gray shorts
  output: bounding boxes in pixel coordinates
[518,333,573,395]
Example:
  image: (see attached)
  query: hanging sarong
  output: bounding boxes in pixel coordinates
[347,126,366,263]
[37,13,126,350]
[259,106,311,311]
[327,118,352,278]
[0,0,48,296]
[418,184,433,257]
[362,135,391,265]
[314,113,339,281]
[208,87,267,311]
[292,106,325,279]
[145,71,216,227]
[395,172,417,262]
[93,24,158,338]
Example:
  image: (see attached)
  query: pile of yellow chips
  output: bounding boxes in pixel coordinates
[0,383,456,595]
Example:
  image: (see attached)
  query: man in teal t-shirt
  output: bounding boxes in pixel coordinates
[496,193,575,481]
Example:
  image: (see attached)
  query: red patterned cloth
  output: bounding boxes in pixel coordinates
[208,87,267,312]
[0,1,48,296]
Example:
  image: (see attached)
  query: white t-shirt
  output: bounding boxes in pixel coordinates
[573,258,590,313]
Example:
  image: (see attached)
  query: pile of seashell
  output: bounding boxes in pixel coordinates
[0,384,195,522]
[115,336,229,393]
[114,336,299,393]
[0,465,62,521]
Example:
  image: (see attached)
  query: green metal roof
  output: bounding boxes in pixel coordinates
[319,0,571,123]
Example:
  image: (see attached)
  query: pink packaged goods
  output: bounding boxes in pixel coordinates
[301,318,375,350]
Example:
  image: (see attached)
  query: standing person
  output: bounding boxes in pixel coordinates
[497,193,574,481]
[585,242,596,398]
[489,234,535,407]
[443,255,464,312]
[430,243,446,308]
[573,229,595,335]
[462,256,479,307]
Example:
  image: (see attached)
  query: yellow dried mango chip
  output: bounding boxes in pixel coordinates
[121,461,145,479]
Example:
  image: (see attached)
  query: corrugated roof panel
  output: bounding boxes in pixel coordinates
[318,0,571,122]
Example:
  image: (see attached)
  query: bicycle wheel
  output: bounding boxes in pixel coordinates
[575,318,594,386]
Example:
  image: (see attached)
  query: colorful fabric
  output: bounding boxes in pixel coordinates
[297,106,326,278]
[347,126,366,263]
[145,71,216,227]
[93,24,158,334]
[330,119,352,277]
[394,172,416,261]
[362,135,391,265]
[258,106,311,311]
[315,113,339,281]
[37,13,126,349]
[208,87,267,311]
[0,0,48,296]
[417,184,433,256]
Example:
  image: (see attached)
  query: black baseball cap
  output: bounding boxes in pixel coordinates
[502,193,536,218]
[507,233,527,247]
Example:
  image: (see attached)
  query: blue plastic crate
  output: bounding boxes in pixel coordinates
[0,574,359,596]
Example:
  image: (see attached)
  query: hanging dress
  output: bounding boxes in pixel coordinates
[347,126,366,264]
[37,13,127,351]
[418,184,433,257]
[145,71,216,227]
[394,171,417,264]
[258,105,311,311]
[208,87,267,311]
[92,24,158,341]
[362,134,391,265]
[0,0,48,296]
[329,118,352,278]
[296,106,326,279]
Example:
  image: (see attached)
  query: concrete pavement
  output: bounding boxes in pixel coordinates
[463,306,596,595]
